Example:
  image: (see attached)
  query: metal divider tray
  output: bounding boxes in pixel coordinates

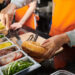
[0,34,41,75]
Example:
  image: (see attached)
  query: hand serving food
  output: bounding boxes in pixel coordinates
[41,33,70,59]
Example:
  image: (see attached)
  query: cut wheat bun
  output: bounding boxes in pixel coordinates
[22,41,47,58]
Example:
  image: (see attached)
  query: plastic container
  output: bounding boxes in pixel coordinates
[50,70,75,75]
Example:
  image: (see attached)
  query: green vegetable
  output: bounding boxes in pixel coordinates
[0,35,4,38]
[2,60,33,75]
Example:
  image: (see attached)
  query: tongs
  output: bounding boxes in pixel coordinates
[6,29,22,47]
[27,30,38,42]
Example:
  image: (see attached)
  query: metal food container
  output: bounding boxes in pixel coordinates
[1,56,40,75]
[0,34,14,50]
[0,37,8,43]
[0,46,19,57]
[0,50,25,66]
[0,41,13,50]
[0,34,41,75]
[50,70,74,75]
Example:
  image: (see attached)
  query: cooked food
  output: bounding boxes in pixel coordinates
[0,42,12,50]
[0,38,7,43]
[22,41,46,58]
[0,47,18,57]
[0,22,5,30]
[0,39,3,43]
[2,60,33,75]
[0,51,23,66]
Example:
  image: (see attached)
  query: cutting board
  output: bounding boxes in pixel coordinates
[11,32,63,55]
[10,32,45,45]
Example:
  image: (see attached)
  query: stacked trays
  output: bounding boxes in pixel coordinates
[0,34,41,75]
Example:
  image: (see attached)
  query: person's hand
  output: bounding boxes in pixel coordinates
[0,13,14,30]
[0,3,16,30]
[41,33,70,59]
[10,22,22,30]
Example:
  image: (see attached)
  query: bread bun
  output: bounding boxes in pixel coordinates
[33,57,44,63]
[22,41,46,58]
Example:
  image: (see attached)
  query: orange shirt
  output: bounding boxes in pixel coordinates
[50,0,75,36]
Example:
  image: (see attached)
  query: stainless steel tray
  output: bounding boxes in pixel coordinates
[0,46,19,57]
[1,56,41,75]
[0,34,41,75]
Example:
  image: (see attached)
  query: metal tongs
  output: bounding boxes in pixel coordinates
[6,29,22,47]
[27,30,38,42]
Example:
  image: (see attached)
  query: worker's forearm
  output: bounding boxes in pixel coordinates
[19,1,37,25]
[66,30,75,47]
[1,3,16,14]
[55,33,70,46]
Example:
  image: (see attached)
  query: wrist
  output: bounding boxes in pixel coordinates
[18,22,23,27]
[58,33,70,45]
[19,20,25,26]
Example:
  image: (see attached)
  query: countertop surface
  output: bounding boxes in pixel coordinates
[9,27,75,75]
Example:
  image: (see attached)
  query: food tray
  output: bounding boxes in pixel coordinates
[0,34,41,75]
[50,70,74,75]
[1,56,40,75]
[0,34,15,50]
[0,41,13,50]
[0,46,19,57]
[0,50,25,67]
[0,37,8,43]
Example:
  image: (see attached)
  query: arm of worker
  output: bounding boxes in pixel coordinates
[10,0,37,30]
[41,33,70,59]
[41,30,75,59]
[0,3,16,30]
[1,3,16,14]
[66,30,75,47]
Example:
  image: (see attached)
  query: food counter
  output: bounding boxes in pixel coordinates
[0,33,41,75]
[0,26,75,75]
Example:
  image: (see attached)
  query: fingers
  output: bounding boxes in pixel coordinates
[10,25,16,30]
[10,24,18,30]
[43,47,56,59]
[5,14,10,30]
[0,14,6,26]
[42,39,50,47]
[0,13,13,30]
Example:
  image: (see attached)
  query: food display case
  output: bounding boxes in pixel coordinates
[0,34,41,75]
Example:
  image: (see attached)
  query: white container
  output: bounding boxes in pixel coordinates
[50,70,75,75]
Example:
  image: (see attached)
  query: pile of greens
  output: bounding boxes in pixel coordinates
[2,60,33,75]
[0,35,4,38]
